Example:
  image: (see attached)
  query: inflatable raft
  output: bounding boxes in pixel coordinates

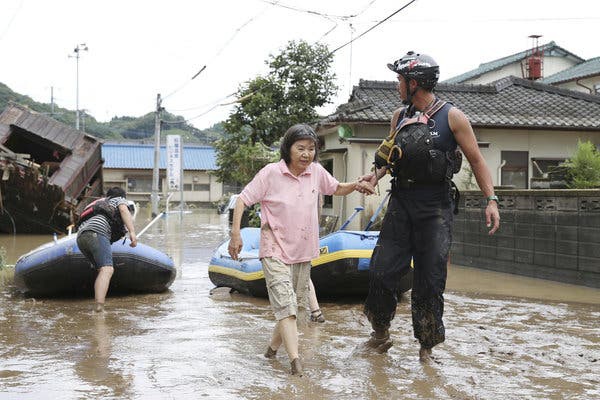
[14,235,176,297]
[208,227,413,298]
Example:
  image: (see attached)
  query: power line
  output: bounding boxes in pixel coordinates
[0,0,24,43]
[166,0,418,126]
[328,0,417,55]
[162,1,281,102]
[259,0,376,20]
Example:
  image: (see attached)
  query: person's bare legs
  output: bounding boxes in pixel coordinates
[266,323,283,358]
[94,266,114,312]
[276,316,299,359]
[269,316,302,375]
[308,279,325,322]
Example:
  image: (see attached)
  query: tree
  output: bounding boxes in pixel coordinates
[213,134,278,186]
[562,140,600,188]
[212,40,337,186]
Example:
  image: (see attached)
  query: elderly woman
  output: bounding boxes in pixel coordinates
[228,124,374,376]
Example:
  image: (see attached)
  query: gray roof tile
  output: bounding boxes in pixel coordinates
[542,57,600,83]
[320,77,600,130]
[443,41,584,84]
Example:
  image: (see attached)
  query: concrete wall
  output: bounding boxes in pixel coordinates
[452,189,600,288]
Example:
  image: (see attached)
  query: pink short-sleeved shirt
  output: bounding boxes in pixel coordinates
[239,159,339,264]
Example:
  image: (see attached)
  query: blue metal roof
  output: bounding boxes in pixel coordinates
[443,41,584,84]
[102,142,217,170]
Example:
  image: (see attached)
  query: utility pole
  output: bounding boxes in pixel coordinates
[151,93,163,217]
[50,86,55,115]
[71,43,88,130]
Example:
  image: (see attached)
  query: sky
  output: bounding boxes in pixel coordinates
[2,0,600,131]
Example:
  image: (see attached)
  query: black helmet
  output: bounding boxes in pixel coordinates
[387,51,439,90]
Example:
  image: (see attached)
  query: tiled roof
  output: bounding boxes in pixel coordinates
[443,41,584,84]
[542,57,600,84]
[102,142,217,170]
[319,77,600,130]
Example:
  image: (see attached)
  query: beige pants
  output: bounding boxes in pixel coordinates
[262,257,311,321]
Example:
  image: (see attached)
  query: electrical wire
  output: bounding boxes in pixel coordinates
[259,0,375,20]
[328,0,416,56]
[0,0,24,43]
[162,1,281,102]
[164,0,417,125]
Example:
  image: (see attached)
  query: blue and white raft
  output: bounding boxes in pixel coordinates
[14,235,176,297]
[208,227,413,298]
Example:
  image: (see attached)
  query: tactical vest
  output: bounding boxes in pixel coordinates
[375,99,462,184]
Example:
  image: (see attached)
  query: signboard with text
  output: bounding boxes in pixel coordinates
[167,135,182,191]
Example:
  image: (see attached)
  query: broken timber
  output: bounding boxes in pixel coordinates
[0,103,104,234]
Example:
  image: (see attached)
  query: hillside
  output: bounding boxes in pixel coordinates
[0,82,224,143]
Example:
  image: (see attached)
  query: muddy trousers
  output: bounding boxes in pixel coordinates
[363,193,453,349]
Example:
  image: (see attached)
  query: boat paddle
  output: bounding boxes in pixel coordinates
[136,212,165,239]
[364,191,391,231]
[339,206,364,230]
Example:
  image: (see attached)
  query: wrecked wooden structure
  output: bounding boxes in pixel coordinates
[0,103,104,234]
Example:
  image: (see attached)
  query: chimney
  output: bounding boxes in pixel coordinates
[525,34,543,80]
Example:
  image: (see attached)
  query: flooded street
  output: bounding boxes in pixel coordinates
[1,210,599,399]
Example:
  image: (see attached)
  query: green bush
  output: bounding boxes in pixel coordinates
[562,140,600,189]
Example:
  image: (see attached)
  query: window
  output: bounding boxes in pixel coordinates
[531,158,567,181]
[321,159,334,208]
[183,183,192,191]
[193,183,210,191]
[501,151,528,189]
[127,176,157,192]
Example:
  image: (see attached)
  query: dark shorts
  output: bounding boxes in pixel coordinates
[76,231,113,268]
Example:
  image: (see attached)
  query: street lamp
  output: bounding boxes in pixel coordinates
[71,43,88,130]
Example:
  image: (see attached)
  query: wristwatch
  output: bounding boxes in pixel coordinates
[486,195,499,205]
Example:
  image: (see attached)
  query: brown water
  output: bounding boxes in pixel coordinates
[0,210,598,399]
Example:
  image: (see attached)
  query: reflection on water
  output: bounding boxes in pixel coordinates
[0,210,599,399]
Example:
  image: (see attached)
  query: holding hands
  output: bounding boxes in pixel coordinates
[355,178,376,195]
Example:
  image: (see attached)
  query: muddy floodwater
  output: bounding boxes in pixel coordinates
[1,210,598,399]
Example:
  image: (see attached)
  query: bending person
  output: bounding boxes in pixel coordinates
[76,187,137,312]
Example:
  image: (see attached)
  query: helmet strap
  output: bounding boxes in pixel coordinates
[401,76,413,105]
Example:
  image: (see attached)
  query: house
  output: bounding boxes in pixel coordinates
[542,57,600,95]
[443,41,584,85]
[316,78,600,229]
[444,40,600,96]
[0,103,103,234]
[101,142,222,207]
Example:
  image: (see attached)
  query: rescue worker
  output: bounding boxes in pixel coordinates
[76,187,137,312]
[360,51,500,361]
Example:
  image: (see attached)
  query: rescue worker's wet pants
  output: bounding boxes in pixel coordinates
[364,188,453,349]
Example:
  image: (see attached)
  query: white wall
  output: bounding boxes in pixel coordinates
[464,56,580,84]
[554,75,600,94]
[103,168,222,204]
[321,124,600,226]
